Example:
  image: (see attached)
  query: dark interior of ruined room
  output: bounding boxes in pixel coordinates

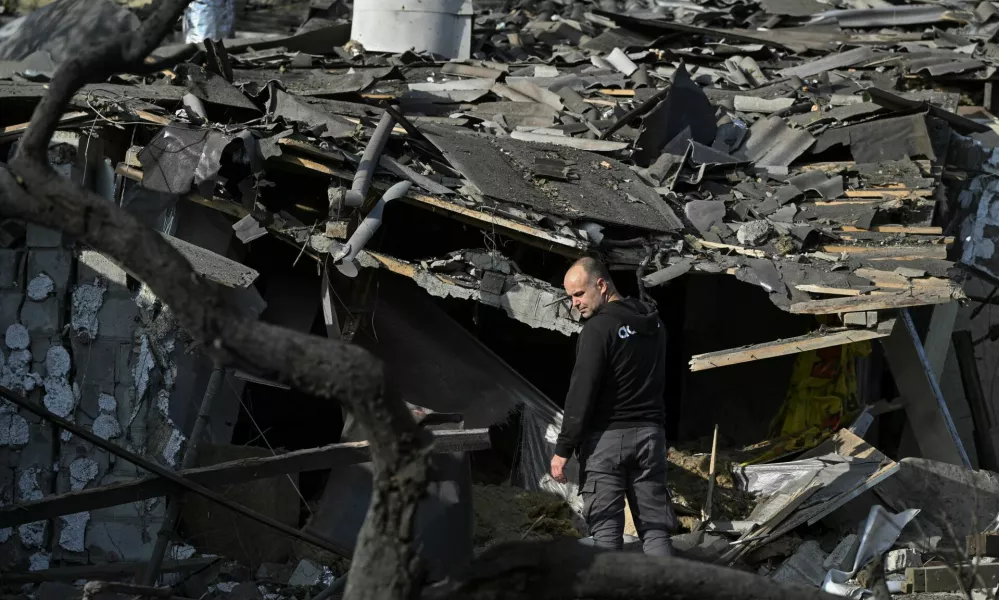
[221,195,891,501]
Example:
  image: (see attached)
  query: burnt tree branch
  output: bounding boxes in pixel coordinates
[0,3,430,600]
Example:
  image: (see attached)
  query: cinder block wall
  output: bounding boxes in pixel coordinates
[0,138,189,572]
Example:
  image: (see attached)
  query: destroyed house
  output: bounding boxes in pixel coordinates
[5,0,999,595]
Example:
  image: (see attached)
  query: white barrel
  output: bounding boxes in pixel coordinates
[351,0,473,59]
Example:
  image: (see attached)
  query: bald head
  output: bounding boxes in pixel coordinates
[565,257,618,319]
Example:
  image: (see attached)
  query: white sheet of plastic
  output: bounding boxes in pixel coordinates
[822,505,920,598]
[514,405,584,515]
[183,0,236,44]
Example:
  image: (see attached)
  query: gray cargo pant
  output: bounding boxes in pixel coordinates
[579,426,674,556]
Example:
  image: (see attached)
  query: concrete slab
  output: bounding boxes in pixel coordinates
[876,457,999,542]
[771,540,828,587]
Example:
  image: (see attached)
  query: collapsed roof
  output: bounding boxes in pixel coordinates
[1,0,997,341]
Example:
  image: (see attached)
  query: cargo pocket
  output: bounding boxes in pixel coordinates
[580,479,597,522]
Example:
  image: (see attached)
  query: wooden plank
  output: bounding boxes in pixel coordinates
[840,225,943,235]
[852,268,953,290]
[0,429,490,529]
[0,111,91,142]
[696,239,767,258]
[797,159,932,175]
[394,188,588,252]
[599,88,635,96]
[689,323,895,371]
[271,153,337,175]
[844,189,933,198]
[133,110,172,126]
[795,285,868,296]
[359,250,419,278]
[790,291,955,314]
[277,137,345,162]
[119,161,588,254]
[821,245,948,259]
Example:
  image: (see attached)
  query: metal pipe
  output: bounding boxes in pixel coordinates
[141,364,224,585]
[345,112,396,207]
[336,180,412,277]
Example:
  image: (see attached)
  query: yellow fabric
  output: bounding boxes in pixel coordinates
[768,341,872,440]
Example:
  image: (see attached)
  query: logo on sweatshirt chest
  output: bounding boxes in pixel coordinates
[618,325,637,339]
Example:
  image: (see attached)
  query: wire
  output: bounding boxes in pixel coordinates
[225,377,314,516]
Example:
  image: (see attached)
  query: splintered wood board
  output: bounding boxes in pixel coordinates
[689,323,895,371]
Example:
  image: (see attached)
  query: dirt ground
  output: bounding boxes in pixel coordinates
[668,447,757,531]
[472,485,580,549]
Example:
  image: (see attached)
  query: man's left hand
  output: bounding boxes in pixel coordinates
[550,454,568,483]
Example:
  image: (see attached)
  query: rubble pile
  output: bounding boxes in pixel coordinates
[667,446,756,530]
[4,0,999,597]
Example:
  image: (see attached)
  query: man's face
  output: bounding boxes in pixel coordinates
[564,266,607,319]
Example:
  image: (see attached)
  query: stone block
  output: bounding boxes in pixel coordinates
[95,296,139,340]
[86,498,165,562]
[0,249,23,289]
[288,559,323,586]
[78,250,129,289]
[26,224,63,248]
[20,297,61,336]
[71,340,118,386]
[0,290,23,330]
[771,540,828,587]
[27,249,72,293]
[823,533,859,572]
[886,548,923,573]
[17,424,54,470]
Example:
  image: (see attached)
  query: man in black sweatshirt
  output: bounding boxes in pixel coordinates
[550,257,674,556]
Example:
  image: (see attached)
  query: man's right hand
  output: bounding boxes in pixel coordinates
[550,454,568,483]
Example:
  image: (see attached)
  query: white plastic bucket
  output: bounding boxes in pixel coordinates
[351,0,473,59]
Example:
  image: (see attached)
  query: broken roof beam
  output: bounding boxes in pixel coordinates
[0,111,91,143]
[689,321,895,372]
[0,429,490,529]
[119,158,588,255]
[359,250,583,336]
[790,289,961,314]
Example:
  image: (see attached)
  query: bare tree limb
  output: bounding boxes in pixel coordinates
[428,540,841,600]
[13,0,193,162]
[0,3,431,599]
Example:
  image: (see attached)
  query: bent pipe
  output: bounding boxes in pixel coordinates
[345,112,396,207]
[336,180,413,277]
